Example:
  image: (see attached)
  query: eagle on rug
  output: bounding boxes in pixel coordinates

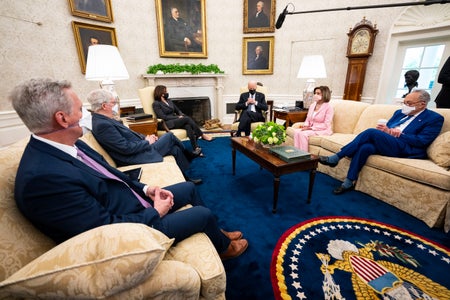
[316,239,450,300]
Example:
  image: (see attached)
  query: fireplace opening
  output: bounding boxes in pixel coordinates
[170,97,211,126]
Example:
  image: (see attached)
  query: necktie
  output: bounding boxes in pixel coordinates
[76,148,150,208]
[247,94,256,112]
[390,115,413,128]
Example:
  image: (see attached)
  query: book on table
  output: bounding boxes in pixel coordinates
[269,145,311,162]
[125,113,153,122]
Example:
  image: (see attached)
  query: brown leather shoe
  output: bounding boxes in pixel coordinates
[221,229,243,240]
[220,239,248,261]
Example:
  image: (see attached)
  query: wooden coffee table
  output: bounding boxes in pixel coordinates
[231,137,319,213]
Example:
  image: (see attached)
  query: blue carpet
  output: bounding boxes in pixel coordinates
[186,137,449,300]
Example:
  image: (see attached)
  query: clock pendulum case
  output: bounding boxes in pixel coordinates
[343,17,378,101]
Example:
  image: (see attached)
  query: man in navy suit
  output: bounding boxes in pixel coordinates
[319,89,444,194]
[10,78,248,260]
[87,89,201,184]
[233,80,268,137]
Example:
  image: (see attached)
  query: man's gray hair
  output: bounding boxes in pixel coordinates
[412,89,431,103]
[87,89,114,112]
[10,78,72,134]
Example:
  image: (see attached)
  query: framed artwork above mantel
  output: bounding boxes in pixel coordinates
[155,0,207,58]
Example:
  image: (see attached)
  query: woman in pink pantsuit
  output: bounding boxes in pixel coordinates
[294,86,334,151]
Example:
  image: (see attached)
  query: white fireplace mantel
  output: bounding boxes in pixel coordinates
[142,74,226,119]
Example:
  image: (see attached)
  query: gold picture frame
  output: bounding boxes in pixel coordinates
[243,36,274,75]
[72,21,118,74]
[68,0,113,23]
[155,0,207,58]
[244,0,276,33]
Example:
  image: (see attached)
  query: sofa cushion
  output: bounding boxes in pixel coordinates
[310,134,356,153]
[353,104,399,134]
[118,155,185,187]
[0,223,174,299]
[330,100,370,133]
[0,138,56,282]
[427,131,450,168]
[365,155,450,190]
[80,131,117,167]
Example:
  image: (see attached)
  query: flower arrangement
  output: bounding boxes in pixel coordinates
[146,63,224,75]
[252,121,286,145]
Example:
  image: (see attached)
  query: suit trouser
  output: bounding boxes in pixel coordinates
[151,182,230,253]
[337,128,407,181]
[237,110,265,136]
[171,117,203,149]
[153,132,190,172]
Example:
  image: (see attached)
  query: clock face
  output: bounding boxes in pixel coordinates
[350,29,371,54]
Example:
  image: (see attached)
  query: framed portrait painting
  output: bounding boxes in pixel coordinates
[155,0,207,58]
[243,36,274,75]
[72,21,118,73]
[244,0,276,33]
[68,0,113,23]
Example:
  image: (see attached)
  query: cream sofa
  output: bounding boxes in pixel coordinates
[286,100,450,232]
[0,132,226,299]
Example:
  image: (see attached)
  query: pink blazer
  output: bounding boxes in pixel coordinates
[303,102,334,135]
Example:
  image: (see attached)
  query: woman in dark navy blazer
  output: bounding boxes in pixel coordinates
[152,85,214,157]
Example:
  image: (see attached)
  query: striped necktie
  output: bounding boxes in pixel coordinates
[76,148,150,208]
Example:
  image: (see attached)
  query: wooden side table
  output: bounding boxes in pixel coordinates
[273,110,308,128]
[124,119,158,136]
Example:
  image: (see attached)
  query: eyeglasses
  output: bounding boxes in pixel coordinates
[403,101,423,107]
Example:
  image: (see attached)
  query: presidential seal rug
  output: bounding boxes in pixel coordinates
[271,216,450,300]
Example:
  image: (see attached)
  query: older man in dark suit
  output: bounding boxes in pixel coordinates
[233,80,268,137]
[319,89,444,194]
[87,89,201,184]
[10,78,248,260]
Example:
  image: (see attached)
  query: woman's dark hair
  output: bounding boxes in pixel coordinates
[314,86,331,102]
[154,85,167,101]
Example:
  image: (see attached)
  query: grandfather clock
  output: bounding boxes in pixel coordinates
[343,17,378,101]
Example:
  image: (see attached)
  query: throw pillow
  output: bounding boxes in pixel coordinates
[427,131,450,167]
[0,223,174,299]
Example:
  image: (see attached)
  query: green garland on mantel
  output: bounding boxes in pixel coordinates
[146,63,225,75]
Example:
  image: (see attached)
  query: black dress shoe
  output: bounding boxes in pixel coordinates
[333,184,354,195]
[192,147,202,157]
[188,178,203,185]
[230,130,237,137]
[319,156,338,167]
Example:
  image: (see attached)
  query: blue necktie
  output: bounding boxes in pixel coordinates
[390,115,413,128]
[76,148,150,208]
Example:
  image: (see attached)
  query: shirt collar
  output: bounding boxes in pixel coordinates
[32,134,78,158]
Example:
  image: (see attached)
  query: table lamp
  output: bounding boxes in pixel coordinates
[297,55,327,109]
[85,45,129,100]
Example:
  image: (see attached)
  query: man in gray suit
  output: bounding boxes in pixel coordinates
[87,89,202,184]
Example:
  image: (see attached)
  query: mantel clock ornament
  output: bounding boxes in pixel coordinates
[343,17,378,101]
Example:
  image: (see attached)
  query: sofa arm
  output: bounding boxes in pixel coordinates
[166,232,226,299]
[291,122,304,129]
[0,223,174,299]
[110,260,202,299]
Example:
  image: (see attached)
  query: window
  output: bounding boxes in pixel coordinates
[394,44,445,98]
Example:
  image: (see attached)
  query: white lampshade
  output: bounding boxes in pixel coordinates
[85,45,129,81]
[297,55,327,79]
